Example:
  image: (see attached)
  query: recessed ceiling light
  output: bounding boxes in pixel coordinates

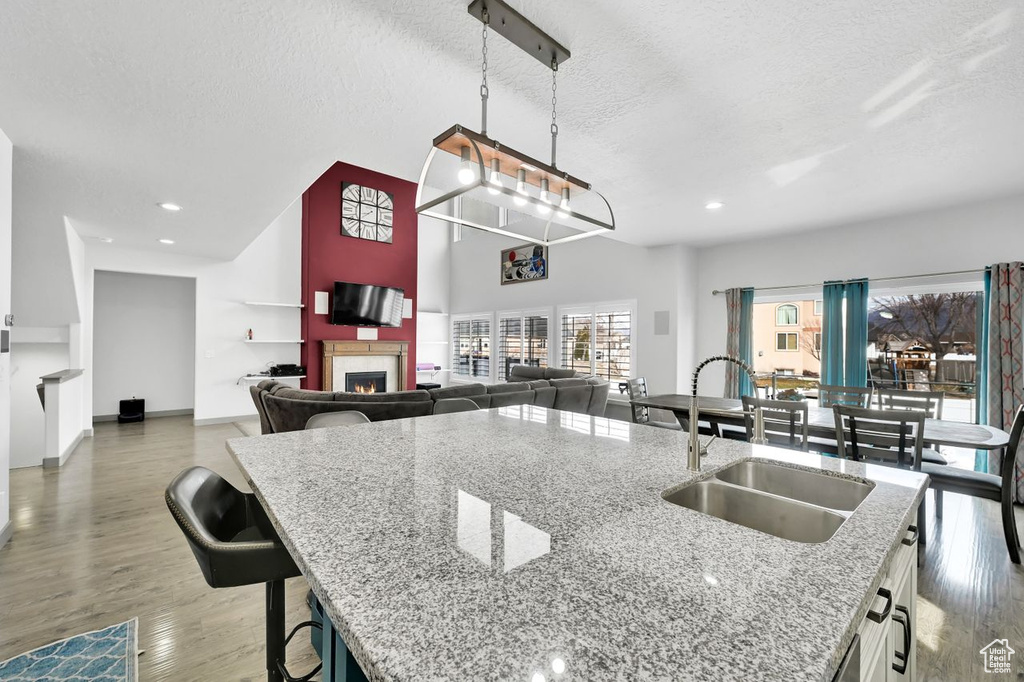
[520,163,538,172]
[93,236,114,243]
[158,202,182,212]
[158,238,175,245]
[705,201,724,210]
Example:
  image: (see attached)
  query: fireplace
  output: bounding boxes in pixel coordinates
[346,371,387,394]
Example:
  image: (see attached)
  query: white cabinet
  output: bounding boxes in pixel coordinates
[846,516,918,682]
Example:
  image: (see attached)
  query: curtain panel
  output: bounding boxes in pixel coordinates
[844,279,869,388]
[724,287,754,398]
[821,281,846,387]
[985,262,1024,500]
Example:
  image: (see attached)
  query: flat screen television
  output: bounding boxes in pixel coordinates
[330,281,404,327]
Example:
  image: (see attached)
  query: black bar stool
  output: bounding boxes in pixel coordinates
[165,466,321,682]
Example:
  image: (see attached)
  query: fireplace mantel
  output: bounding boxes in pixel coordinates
[322,340,409,392]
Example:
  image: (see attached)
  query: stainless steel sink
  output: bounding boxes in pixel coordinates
[713,460,873,512]
[663,479,848,543]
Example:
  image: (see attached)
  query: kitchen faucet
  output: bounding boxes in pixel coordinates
[688,355,766,471]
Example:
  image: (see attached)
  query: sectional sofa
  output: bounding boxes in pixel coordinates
[250,374,610,434]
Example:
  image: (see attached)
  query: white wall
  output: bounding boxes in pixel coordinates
[416,216,452,387]
[92,271,196,416]
[9,342,68,468]
[80,197,302,424]
[0,126,12,540]
[695,194,1024,395]
[449,229,696,397]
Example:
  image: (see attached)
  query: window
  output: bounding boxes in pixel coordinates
[452,316,491,380]
[560,303,634,382]
[776,304,799,326]
[776,332,798,351]
[814,332,822,352]
[814,300,823,316]
[498,314,548,380]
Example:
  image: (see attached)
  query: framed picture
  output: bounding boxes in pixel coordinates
[341,182,394,243]
[501,243,548,285]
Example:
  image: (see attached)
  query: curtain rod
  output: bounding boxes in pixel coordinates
[709,266,1018,296]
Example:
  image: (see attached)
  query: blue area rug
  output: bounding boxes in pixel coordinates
[0,618,138,681]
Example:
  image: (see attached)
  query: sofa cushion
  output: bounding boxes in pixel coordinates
[486,381,534,395]
[533,386,556,408]
[506,365,548,381]
[263,395,433,433]
[329,390,431,403]
[271,387,341,401]
[250,385,274,434]
[467,394,492,409]
[548,377,588,388]
[552,385,594,414]
[428,384,487,401]
[488,390,535,408]
[525,380,551,389]
[544,368,579,380]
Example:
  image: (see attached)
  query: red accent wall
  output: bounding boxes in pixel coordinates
[300,162,417,390]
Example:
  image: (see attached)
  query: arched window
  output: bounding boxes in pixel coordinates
[776,304,799,326]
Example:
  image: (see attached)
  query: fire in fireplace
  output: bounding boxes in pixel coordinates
[346,371,387,394]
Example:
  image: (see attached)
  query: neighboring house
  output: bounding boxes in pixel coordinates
[752,299,822,377]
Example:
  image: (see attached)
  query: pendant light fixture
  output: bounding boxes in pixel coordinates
[415,0,615,247]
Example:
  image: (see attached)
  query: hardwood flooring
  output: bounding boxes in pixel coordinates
[0,415,1021,680]
[0,416,319,681]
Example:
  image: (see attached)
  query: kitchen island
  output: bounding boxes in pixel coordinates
[227,405,928,681]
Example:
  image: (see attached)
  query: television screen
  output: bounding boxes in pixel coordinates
[331,281,404,327]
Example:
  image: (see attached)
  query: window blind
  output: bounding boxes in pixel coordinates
[560,312,593,375]
[594,310,632,382]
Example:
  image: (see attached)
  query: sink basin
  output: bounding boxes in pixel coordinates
[714,460,873,512]
[663,479,847,543]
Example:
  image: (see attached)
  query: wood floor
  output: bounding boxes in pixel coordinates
[0,415,1021,680]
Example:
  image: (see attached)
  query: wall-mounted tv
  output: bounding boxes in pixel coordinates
[330,281,404,327]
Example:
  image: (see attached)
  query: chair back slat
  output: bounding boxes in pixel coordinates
[876,388,944,420]
[832,404,925,469]
[626,377,651,425]
[742,396,809,451]
[819,384,873,409]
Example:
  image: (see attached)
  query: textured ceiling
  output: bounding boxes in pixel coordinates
[0,0,1022,258]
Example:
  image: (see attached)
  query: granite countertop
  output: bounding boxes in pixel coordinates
[227,406,928,682]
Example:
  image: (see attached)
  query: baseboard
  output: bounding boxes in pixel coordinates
[84,428,94,438]
[43,429,85,469]
[194,413,256,427]
[93,408,194,423]
[0,520,12,551]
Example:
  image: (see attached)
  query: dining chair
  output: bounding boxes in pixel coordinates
[832,405,928,538]
[741,396,809,451]
[433,398,481,415]
[625,377,683,430]
[875,388,945,420]
[874,387,949,466]
[818,384,873,409]
[304,410,371,430]
[921,405,1023,564]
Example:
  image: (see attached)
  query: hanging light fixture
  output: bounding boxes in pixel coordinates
[415,0,614,247]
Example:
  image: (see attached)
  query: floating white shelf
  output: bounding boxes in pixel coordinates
[244,339,304,344]
[240,374,305,381]
[245,301,304,308]
[416,368,451,372]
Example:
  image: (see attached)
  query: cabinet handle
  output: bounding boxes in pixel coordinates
[892,605,911,675]
[901,525,919,546]
[867,587,893,623]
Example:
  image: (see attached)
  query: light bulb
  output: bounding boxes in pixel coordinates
[457,146,475,185]
[487,158,502,195]
[537,178,552,214]
[514,168,528,206]
[556,187,570,218]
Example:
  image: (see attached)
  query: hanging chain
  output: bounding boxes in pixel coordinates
[550,60,559,167]
[480,10,490,136]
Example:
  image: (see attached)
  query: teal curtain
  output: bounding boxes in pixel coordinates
[821,281,846,386]
[738,288,754,397]
[976,273,990,472]
[844,279,869,388]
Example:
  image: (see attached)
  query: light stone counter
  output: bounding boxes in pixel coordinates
[227,406,928,682]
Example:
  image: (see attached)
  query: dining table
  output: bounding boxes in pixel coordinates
[629,394,1011,451]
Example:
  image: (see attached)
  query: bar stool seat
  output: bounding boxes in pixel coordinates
[166,466,321,682]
